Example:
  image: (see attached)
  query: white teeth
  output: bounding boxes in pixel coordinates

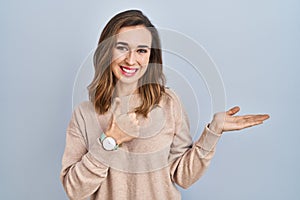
[121,67,136,74]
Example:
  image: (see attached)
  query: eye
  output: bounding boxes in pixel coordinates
[137,49,148,54]
[116,45,128,51]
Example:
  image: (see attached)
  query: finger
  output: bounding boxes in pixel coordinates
[112,97,122,116]
[128,112,136,119]
[243,114,270,118]
[259,114,270,120]
[245,115,269,125]
[133,120,139,126]
[107,113,115,131]
[251,115,270,122]
[243,120,264,129]
[226,106,240,116]
[240,115,255,119]
[232,114,270,122]
[241,114,270,121]
[109,98,122,127]
[129,113,139,125]
[228,119,263,131]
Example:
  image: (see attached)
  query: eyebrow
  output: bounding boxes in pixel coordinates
[116,41,150,49]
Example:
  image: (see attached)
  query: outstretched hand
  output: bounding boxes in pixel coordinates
[208,106,270,134]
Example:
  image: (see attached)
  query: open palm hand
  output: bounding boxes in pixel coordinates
[209,106,270,134]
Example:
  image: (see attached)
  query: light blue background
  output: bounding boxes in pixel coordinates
[1,0,299,199]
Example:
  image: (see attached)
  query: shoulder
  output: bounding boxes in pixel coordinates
[161,87,182,105]
[73,101,93,111]
[72,101,95,118]
[69,101,99,131]
[157,88,184,113]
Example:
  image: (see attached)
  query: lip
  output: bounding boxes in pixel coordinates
[119,66,139,77]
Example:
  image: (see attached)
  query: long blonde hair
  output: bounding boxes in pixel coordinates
[88,10,166,117]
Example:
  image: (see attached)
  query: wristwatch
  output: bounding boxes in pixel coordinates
[100,132,119,151]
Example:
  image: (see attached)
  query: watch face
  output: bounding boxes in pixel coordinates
[103,137,116,151]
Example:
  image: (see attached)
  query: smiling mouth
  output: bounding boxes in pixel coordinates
[120,66,138,76]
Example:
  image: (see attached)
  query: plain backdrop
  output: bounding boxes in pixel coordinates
[1,0,299,199]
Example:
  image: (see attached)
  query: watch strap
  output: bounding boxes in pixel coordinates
[100,132,106,143]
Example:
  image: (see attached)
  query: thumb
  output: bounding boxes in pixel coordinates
[112,97,122,116]
[226,106,240,115]
[109,98,121,127]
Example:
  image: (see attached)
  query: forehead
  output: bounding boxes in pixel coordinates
[116,25,152,46]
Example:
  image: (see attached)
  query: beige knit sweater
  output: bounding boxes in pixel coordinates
[60,89,222,200]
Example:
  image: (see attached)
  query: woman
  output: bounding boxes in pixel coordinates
[60,10,269,200]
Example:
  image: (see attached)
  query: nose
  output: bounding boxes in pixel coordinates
[125,50,136,66]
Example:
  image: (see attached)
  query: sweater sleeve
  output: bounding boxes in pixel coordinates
[60,106,109,200]
[168,91,222,189]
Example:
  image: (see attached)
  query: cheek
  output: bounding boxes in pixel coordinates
[139,54,151,67]
[112,51,126,63]
[110,60,121,79]
[111,65,118,78]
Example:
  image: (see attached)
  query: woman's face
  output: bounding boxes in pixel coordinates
[111,25,152,85]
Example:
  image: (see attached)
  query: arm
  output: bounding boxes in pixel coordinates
[169,95,221,188]
[169,92,269,189]
[60,107,109,200]
[170,126,221,189]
